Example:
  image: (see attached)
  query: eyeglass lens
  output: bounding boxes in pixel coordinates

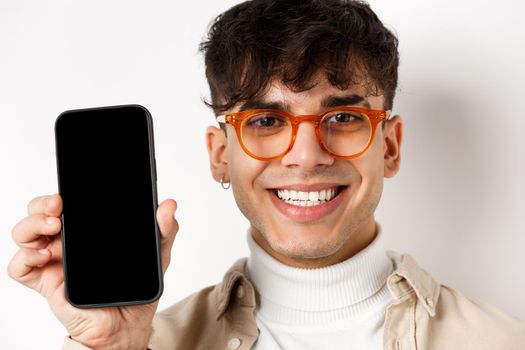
[240,110,372,158]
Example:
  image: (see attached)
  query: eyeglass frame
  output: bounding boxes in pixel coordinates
[216,106,391,161]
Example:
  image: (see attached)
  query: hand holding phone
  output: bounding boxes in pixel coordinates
[7,105,180,348]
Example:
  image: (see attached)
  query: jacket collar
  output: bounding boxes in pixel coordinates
[386,251,440,317]
[215,258,253,320]
[214,251,441,319]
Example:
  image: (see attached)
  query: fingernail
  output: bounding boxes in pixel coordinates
[38,249,49,255]
[45,217,54,225]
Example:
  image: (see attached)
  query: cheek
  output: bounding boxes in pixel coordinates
[227,139,271,224]
[365,128,387,174]
[227,133,267,189]
[349,134,385,194]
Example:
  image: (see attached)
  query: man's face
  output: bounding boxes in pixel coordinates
[207,74,402,268]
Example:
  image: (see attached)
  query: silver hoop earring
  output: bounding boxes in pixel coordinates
[220,177,231,190]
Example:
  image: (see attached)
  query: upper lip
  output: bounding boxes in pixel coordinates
[270,183,347,192]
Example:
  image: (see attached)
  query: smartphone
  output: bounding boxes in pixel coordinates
[54,104,163,308]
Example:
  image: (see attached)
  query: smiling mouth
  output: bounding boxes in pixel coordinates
[272,186,347,207]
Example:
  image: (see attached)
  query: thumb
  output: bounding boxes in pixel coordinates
[156,199,179,273]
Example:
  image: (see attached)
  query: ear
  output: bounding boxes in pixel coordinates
[206,125,229,183]
[383,115,403,178]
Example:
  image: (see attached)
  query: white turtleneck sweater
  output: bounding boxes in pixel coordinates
[245,224,394,350]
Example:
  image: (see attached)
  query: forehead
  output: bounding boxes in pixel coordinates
[236,73,385,113]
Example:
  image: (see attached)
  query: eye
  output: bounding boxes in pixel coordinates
[246,114,287,128]
[324,111,363,124]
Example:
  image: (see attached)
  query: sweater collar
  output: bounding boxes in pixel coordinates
[244,222,393,313]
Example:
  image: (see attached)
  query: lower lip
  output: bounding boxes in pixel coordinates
[268,187,348,221]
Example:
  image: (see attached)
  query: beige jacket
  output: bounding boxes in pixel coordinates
[63,251,525,350]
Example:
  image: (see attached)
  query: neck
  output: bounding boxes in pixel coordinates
[251,217,378,268]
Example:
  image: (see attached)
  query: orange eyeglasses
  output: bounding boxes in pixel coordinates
[216,106,390,161]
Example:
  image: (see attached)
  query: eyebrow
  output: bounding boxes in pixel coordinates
[237,94,370,113]
[321,94,371,109]
[238,100,285,112]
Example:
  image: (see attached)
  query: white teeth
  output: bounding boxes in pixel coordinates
[275,187,341,206]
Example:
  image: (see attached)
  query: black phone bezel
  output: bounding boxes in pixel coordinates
[54,104,163,308]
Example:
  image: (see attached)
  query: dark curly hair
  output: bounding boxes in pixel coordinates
[200,0,399,114]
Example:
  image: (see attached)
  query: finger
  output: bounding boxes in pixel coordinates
[27,193,63,217]
[12,213,62,247]
[7,248,52,282]
[156,199,178,272]
[46,234,63,261]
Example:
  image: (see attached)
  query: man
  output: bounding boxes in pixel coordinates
[7,0,525,349]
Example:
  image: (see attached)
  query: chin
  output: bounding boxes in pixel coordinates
[266,228,344,260]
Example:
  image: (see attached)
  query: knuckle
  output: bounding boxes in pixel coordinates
[10,219,24,242]
[26,200,33,215]
[27,195,47,215]
[11,215,38,244]
[6,259,15,279]
[11,223,18,241]
[26,196,40,214]
[18,249,29,262]
[7,252,22,279]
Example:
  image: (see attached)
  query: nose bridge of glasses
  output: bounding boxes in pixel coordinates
[289,116,323,152]
[290,114,322,126]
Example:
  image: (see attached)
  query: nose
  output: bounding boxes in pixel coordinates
[280,121,334,170]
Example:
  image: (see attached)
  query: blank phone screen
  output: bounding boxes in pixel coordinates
[54,105,162,307]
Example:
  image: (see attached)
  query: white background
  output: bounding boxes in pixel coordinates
[1,0,524,348]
